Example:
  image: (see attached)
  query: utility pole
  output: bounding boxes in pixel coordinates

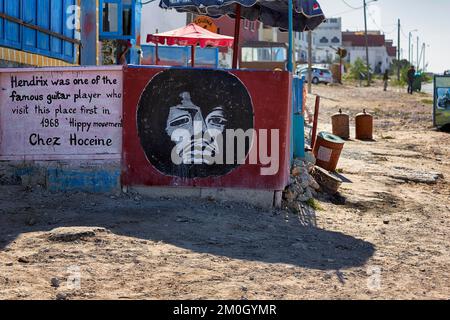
[363,0,370,86]
[416,36,419,69]
[397,19,401,81]
[423,44,426,72]
[408,32,411,63]
[307,30,313,94]
[418,42,424,70]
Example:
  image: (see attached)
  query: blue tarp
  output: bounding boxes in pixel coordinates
[159,0,325,32]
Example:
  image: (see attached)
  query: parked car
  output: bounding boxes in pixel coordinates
[297,67,333,84]
[444,70,450,75]
[438,89,450,109]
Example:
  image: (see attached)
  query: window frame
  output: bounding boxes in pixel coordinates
[99,0,135,40]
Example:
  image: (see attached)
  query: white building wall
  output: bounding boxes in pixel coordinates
[312,17,342,63]
[295,32,310,62]
[345,46,394,73]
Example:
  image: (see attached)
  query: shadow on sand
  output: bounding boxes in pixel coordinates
[0,188,375,271]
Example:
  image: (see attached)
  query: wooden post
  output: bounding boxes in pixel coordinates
[191,45,195,67]
[232,4,241,69]
[155,28,159,65]
[307,31,313,94]
[310,95,320,149]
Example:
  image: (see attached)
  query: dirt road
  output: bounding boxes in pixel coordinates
[0,81,448,299]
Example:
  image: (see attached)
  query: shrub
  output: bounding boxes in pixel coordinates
[345,58,371,81]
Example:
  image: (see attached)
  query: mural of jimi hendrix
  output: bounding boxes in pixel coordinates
[137,69,254,178]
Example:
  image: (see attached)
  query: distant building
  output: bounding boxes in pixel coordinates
[342,31,397,74]
[211,16,259,68]
[258,25,311,64]
[312,17,342,63]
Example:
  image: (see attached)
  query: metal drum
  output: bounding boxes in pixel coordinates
[331,109,350,140]
[355,109,373,140]
[313,132,345,172]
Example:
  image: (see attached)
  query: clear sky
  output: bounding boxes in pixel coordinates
[318,0,450,73]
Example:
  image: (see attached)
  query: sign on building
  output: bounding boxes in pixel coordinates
[194,16,218,33]
[0,66,123,160]
[434,75,450,127]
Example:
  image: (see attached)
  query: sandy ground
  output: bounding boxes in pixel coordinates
[0,81,449,300]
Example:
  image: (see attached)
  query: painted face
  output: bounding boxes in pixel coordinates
[165,92,227,164]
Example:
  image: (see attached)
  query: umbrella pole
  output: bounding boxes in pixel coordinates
[191,45,195,67]
[232,4,241,69]
[155,43,159,65]
[287,0,293,72]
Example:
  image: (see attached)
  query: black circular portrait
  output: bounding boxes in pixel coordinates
[137,69,254,178]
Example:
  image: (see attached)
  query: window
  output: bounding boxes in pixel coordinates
[319,37,329,44]
[99,0,135,39]
[102,2,119,33]
[122,0,133,36]
[331,36,340,43]
[241,47,286,62]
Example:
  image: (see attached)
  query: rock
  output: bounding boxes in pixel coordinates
[388,167,443,184]
[300,173,310,188]
[283,189,296,202]
[51,277,60,288]
[312,167,343,195]
[291,166,301,177]
[304,151,316,165]
[293,159,305,168]
[5,262,13,267]
[18,257,30,264]
[55,293,68,300]
[308,176,321,190]
[297,188,313,202]
[284,159,320,207]
[383,220,390,225]
[48,227,107,242]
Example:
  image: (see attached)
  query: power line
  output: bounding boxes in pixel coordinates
[341,0,361,10]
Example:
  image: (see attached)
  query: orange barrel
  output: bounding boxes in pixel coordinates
[355,109,373,140]
[313,132,345,172]
[331,109,350,139]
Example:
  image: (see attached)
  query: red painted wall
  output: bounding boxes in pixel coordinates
[121,66,291,191]
[213,16,259,55]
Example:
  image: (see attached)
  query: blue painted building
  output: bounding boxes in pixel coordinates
[0,0,78,67]
[0,0,142,67]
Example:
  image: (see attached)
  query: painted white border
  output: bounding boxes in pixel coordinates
[0,66,124,74]
[0,66,124,161]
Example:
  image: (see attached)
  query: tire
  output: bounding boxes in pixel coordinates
[312,77,319,85]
